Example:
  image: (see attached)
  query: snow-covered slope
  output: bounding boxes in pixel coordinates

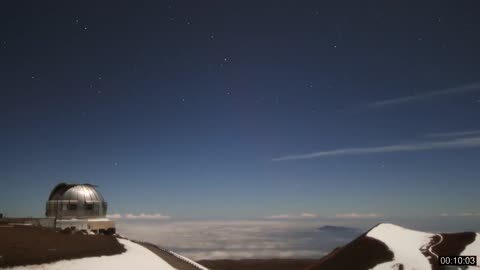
[7,239,207,270]
[366,223,434,270]
[169,251,210,270]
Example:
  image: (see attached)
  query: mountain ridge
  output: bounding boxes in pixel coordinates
[304,223,479,270]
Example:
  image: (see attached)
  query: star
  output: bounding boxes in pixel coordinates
[31,76,35,79]
[332,44,337,49]
[114,162,118,166]
[84,26,88,30]
[97,90,102,94]
[223,57,228,62]
[210,34,214,39]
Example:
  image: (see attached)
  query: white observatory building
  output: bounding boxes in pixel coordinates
[46,183,115,234]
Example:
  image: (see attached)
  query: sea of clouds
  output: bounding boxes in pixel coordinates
[114,215,480,260]
[115,219,363,260]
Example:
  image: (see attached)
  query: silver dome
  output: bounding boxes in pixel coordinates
[46,183,108,219]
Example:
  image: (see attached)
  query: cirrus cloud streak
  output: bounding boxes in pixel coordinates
[368,82,480,107]
[273,136,480,161]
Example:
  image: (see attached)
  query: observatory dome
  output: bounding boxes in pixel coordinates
[46,183,108,219]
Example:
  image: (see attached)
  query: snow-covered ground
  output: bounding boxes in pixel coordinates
[462,233,480,269]
[7,239,179,270]
[366,223,434,270]
[462,233,480,257]
[169,250,210,270]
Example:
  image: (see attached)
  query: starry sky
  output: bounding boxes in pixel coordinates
[1,1,480,221]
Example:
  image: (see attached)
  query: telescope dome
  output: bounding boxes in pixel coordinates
[46,183,108,219]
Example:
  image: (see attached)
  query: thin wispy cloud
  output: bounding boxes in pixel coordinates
[439,212,480,217]
[301,213,318,218]
[107,213,171,219]
[368,82,480,107]
[426,130,480,138]
[335,213,381,219]
[272,136,480,161]
[459,212,480,217]
[266,213,318,219]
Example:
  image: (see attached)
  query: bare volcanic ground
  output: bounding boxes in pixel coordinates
[198,259,317,270]
[432,232,476,256]
[304,230,393,270]
[0,225,126,267]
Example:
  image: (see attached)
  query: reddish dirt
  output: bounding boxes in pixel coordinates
[198,259,317,270]
[0,225,126,267]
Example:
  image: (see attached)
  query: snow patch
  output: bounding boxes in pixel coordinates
[7,239,177,270]
[367,223,434,270]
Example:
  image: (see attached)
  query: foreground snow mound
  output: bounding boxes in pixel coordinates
[367,223,434,270]
[462,233,480,258]
[8,239,179,270]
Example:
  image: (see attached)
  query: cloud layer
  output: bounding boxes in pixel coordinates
[368,82,480,107]
[114,217,480,260]
[115,219,361,260]
[273,136,480,161]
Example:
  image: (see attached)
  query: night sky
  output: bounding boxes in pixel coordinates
[2,1,480,220]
